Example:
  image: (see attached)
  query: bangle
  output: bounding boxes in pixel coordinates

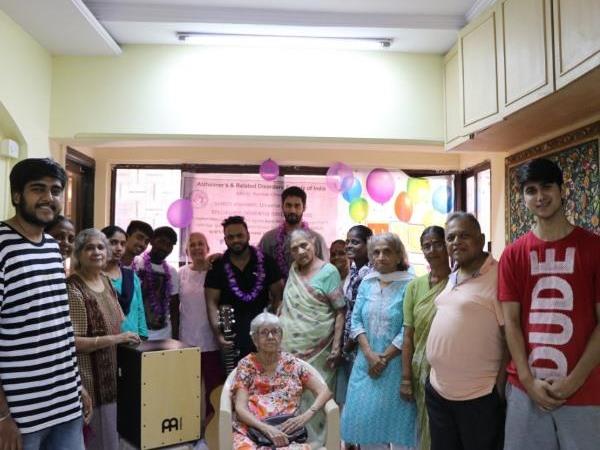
[94,336,99,347]
[309,405,319,413]
[0,412,11,423]
[401,380,412,385]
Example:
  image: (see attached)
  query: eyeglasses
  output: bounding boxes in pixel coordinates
[257,328,282,338]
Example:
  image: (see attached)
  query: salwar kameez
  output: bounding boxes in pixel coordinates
[341,271,416,448]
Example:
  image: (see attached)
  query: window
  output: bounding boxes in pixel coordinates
[459,162,491,251]
[113,168,182,265]
[111,165,456,271]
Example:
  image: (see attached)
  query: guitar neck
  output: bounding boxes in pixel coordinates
[218,306,239,375]
[222,330,238,375]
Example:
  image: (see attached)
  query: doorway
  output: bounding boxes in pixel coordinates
[65,148,95,232]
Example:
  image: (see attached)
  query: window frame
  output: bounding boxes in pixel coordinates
[109,164,460,225]
[455,161,492,251]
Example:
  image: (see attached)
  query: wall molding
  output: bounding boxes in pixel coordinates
[86,2,465,30]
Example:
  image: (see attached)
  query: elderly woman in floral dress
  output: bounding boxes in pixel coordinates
[232,312,331,450]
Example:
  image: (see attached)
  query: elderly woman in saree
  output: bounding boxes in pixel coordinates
[400,226,450,450]
[67,228,141,450]
[232,312,331,450]
[341,232,416,450]
[279,228,345,444]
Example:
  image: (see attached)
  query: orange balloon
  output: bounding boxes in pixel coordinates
[395,192,413,222]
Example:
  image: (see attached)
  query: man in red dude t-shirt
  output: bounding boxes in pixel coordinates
[499,158,600,450]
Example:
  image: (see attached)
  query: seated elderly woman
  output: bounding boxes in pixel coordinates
[232,312,332,450]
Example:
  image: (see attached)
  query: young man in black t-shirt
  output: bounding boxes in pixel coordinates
[205,216,283,361]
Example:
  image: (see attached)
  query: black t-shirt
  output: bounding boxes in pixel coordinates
[205,248,282,359]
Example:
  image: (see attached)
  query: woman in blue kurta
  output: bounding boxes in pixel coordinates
[341,232,416,449]
[101,225,148,338]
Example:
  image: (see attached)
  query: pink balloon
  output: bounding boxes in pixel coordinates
[259,158,279,181]
[326,162,354,192]
[167,199,193,228]
[366,168,395,204]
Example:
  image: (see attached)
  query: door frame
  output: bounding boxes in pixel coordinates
[65,147,95,231]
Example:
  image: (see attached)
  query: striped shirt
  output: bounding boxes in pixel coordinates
[0,223,81,433]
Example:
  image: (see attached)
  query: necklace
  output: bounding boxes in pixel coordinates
[140,252,173,320]
[224,246,266,303]
[275,221,308,277]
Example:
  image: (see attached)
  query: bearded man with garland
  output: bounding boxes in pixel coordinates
[259,186,328,279]
[206,216,283,361]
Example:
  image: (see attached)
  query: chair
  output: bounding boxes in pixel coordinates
[218,359,340,450]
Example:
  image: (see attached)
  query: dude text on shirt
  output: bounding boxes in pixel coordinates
[528,248,575,378]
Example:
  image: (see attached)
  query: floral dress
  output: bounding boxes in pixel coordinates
[232,352,312,450]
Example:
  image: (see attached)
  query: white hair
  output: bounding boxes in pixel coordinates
[71,228,112,271]
[249,311,282,336]
[289,228,316,243]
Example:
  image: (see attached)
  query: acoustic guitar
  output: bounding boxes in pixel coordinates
[205,304,239,449]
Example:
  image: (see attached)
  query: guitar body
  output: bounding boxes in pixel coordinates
[204,305,239,450]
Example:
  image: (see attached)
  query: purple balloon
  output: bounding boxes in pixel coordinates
[366,168,395,204]
[326,162,354,192]
[167,199,193,228]
[259,158,279,181]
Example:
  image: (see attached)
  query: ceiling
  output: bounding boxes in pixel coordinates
[1,0,494,55]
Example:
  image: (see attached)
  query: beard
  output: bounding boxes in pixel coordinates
[228,241,250,255]
[149,249,168,263]
[17,204,57,227]
[284,213,301,225]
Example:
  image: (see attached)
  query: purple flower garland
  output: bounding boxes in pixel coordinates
[275,221,308,277]
[224,246,267,303]
[141,252,173,320]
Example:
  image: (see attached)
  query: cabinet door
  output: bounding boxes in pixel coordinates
[498,0,554,115]
[444,46,468,149]
[554,0,600,88]
[459,8,501,134]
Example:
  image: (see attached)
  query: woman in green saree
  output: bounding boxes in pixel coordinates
[280,228,345,445]
[401,226,451,450]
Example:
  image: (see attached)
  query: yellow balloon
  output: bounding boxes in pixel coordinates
[349,198,369,222]
[407,178,431,205]
[422,210,435,227]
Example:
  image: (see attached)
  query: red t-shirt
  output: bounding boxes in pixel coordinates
[498,226,600,405]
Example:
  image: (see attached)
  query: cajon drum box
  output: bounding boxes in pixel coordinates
[117,339,201,449]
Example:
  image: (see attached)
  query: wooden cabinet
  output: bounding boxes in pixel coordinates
[444,46,467,149]
[444,0,600,147]
[553,0,600,88]
[458,7,501,134]
[497,0,554,115]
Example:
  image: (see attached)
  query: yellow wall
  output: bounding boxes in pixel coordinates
[0,10,53,218]
[51,45,444,142]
